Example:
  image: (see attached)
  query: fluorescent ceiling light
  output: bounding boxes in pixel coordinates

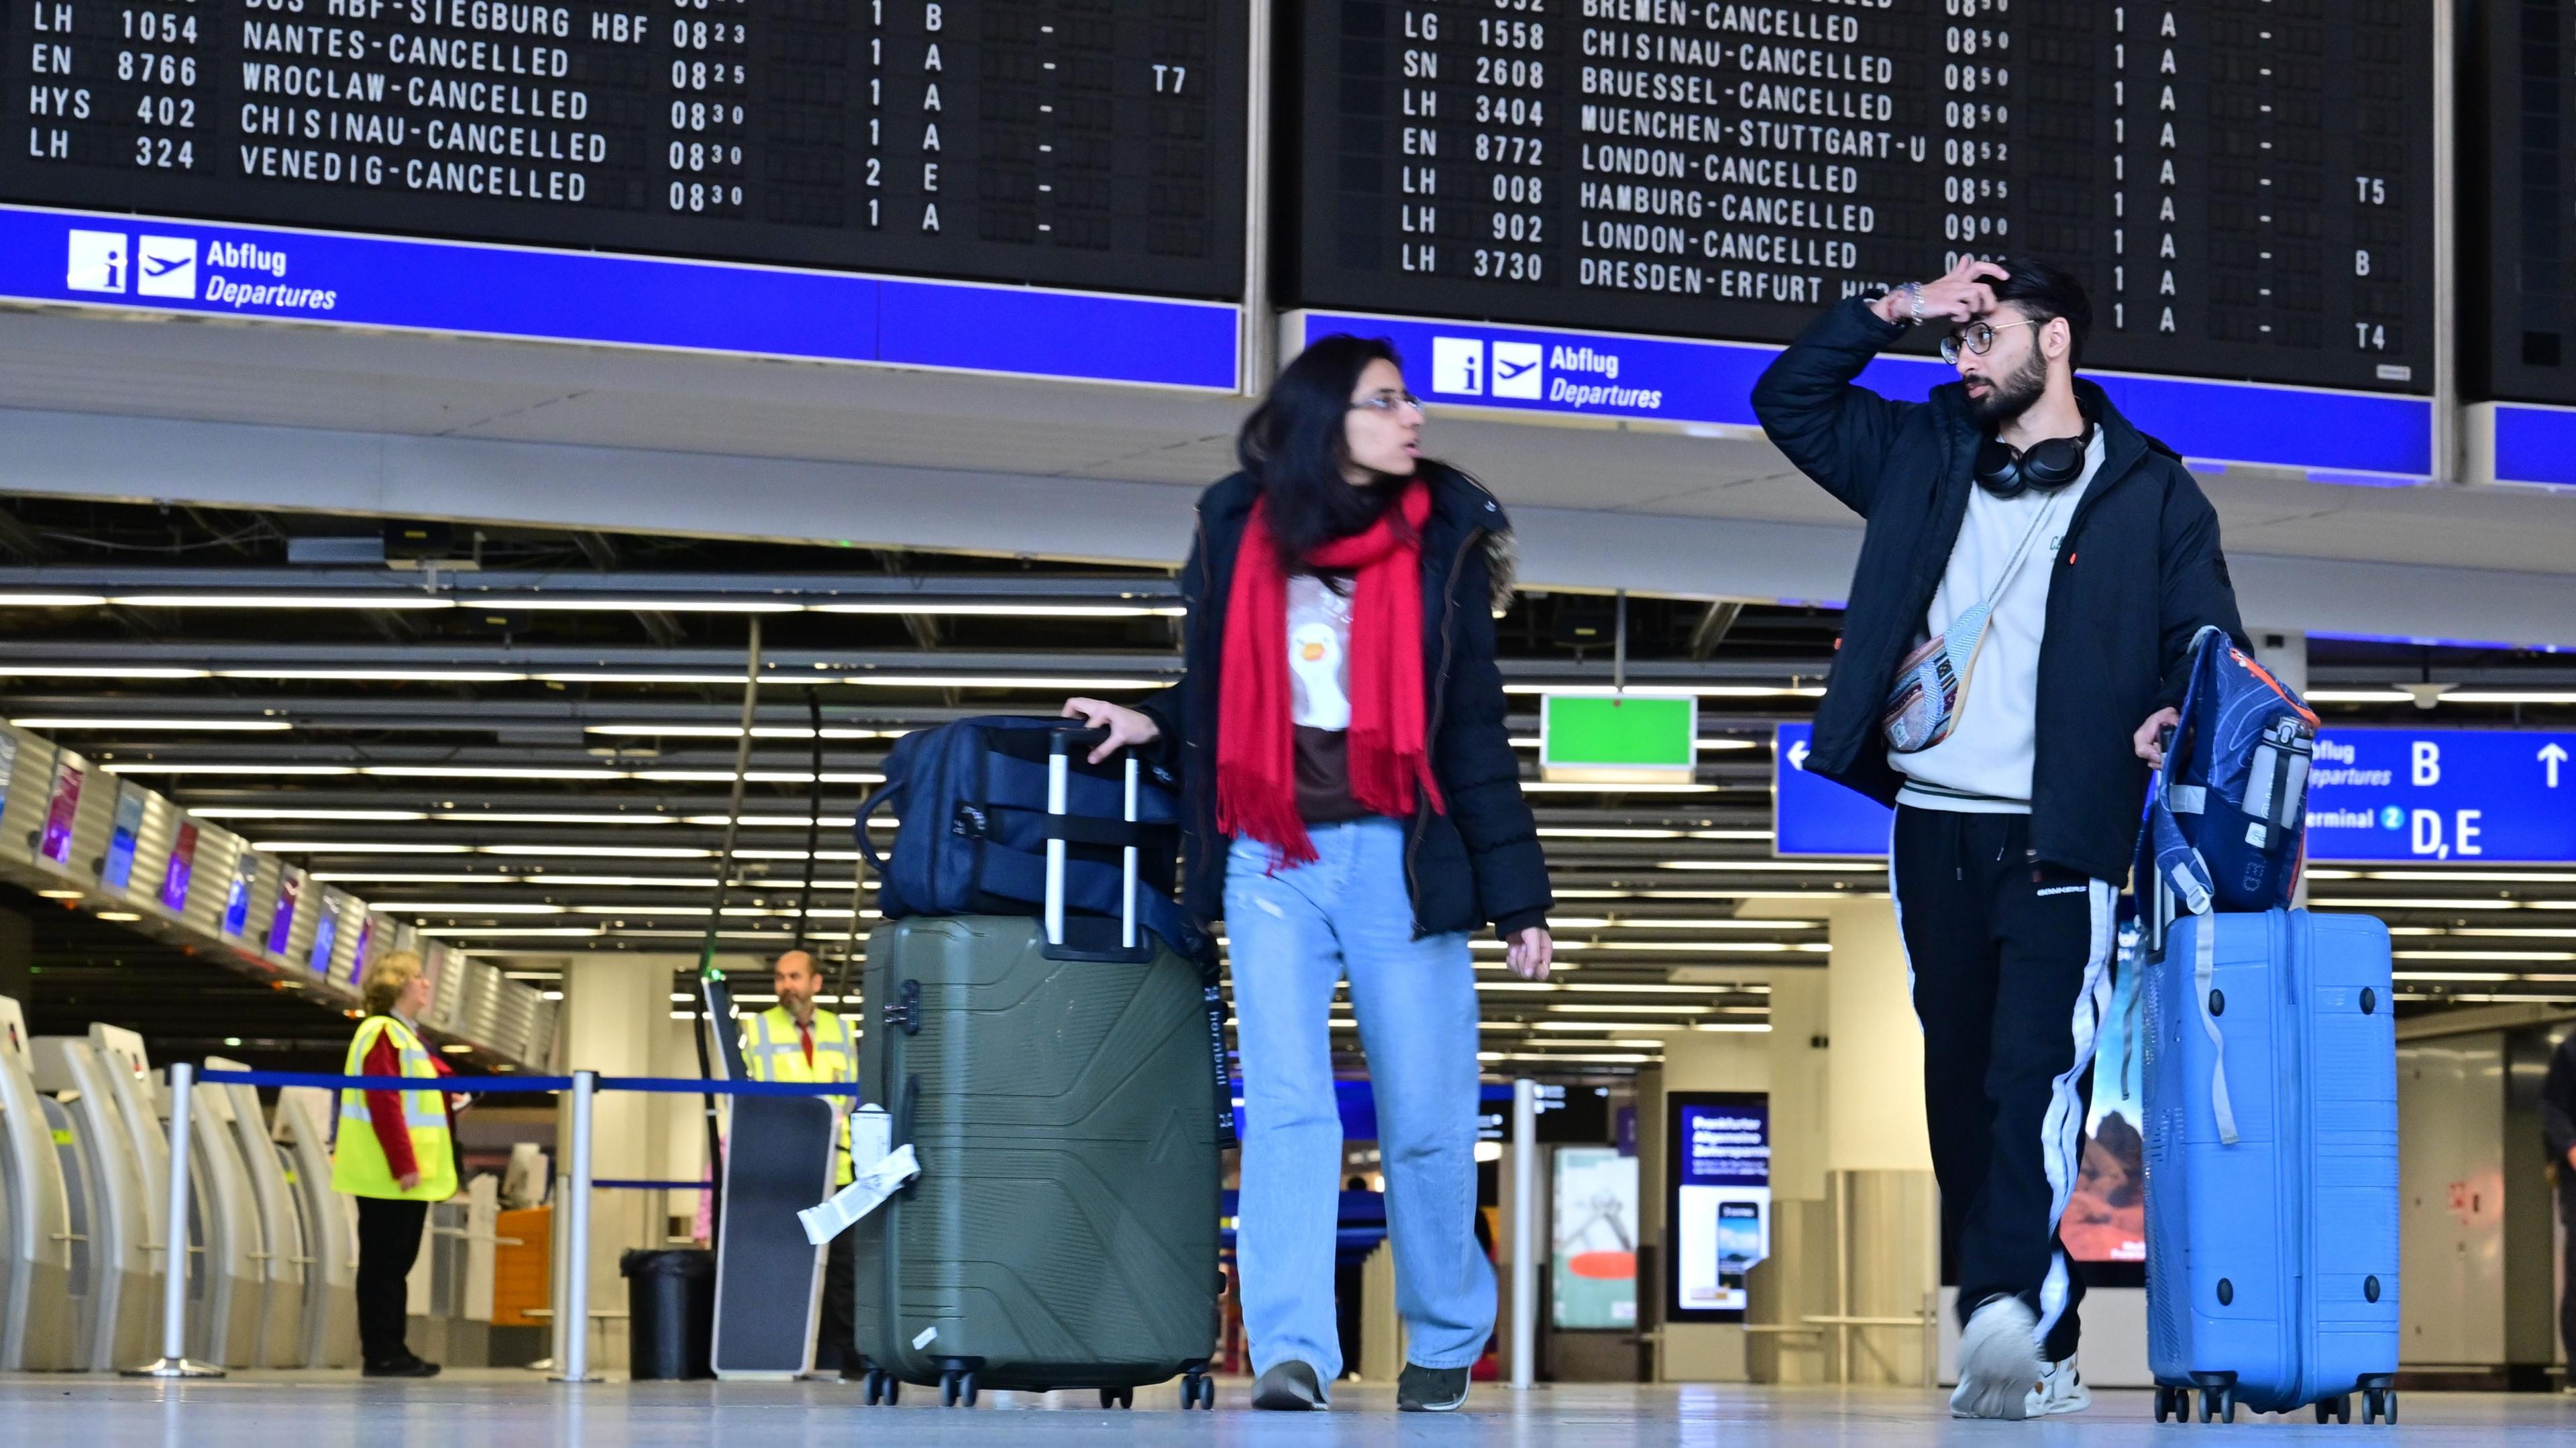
[833,675,1167,691]
[812,602,1185,618]
[2304,689,2412,704]
[36,889,84,899]
[1589,941,1830,953]
[1474,981,1564,993]
[1549,1003,1711,1015]
[641,771,883,785]
[104,763,358,775]
[111,594,458,610]
[535,673,757,685]
[1606,918,1819,930]
[395,903,570,915]
[481,844,714,859]
[1566,981,1770,995]
[2430,928,2576,940]
[192,807,429,822]
[1477,1052,1655,1064]
[733,848,867,861]
[584,724,896,739]
[415,926,606,938]
[680,815,859,828]
[433,812,677,826]
[2312,897,2520,910]
[253,841,474,854]
[1519,783,1719,795]
[13,717,291,732]
[2437,691,2576,704]
[1658,860,1883,872]
[217,669,529,682]
[2394,950,2576,962]
[1693,1023,1774,1033]
[362,765,632,781]
[95,910,142,922]
[1503,683,1823,698]
[0,665,212,678]
[502,599,806,613]
[312,873,526,884]
[2347,871,2576,883]
[0,593,107,606]
[2391,969,2524,981]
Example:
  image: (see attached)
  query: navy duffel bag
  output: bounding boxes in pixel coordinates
[853,716,1208,961]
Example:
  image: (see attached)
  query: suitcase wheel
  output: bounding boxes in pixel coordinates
[2316,1395,2352,1424]
[2154,1386,2186,1423]
[938,1368,979,1408]
[1183,1368,1216,1410]
[2196,1386,2236,1423]
[2362,1386,2397,1425]
[1098,1387,1134,1410]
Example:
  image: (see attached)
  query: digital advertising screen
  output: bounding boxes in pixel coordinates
[266,868,303,956]
[1552,1145,1639,1331]
[99,784,146,891]
[1668,1091,1770,1322]
[160,820,199,913]
[38,757,82,867]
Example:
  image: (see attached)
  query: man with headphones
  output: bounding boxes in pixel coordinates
[1753,258,2246,1419]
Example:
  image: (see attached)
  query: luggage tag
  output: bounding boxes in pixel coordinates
[796,1117,921,1246]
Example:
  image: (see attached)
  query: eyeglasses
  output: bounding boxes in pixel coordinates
[1939,319,2042,365]
[1350,392,1426,414]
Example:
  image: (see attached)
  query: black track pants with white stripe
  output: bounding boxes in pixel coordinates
[1892,805,2114,1367]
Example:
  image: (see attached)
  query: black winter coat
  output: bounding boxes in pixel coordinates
[1751,296,2248,885]
[1136,463,1554,942]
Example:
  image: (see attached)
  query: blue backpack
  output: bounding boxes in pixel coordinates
[2137,626,2318,915]
[855,716,1208,962]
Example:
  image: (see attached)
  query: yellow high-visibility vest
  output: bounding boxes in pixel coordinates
[331,1015,458,1202]
[740,1006,857,1185]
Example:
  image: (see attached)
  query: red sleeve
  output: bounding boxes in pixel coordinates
[362,1032,420,1182]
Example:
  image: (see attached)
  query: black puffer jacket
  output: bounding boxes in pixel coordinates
[1752,296,2247,885]
[1136,463,1554,941]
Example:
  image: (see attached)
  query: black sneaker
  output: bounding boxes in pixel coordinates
[1251,1359,1326,1411]
[362,1355,441,1378]
[1397,1363,1470,1413]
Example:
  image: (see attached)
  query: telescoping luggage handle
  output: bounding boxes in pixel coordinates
[1048,727,1140,954]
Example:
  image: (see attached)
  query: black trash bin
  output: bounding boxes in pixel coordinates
[622,1248,716,1380]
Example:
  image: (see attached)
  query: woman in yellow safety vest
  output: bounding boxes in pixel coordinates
[333,950,458,1378]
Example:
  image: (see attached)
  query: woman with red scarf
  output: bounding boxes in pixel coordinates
[1065,335,1554,1414]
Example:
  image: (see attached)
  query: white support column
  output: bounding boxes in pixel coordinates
[557,954,670,1374]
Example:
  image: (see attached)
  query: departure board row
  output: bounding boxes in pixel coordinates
[0,0,1248,297]
[1286,0,2440,395]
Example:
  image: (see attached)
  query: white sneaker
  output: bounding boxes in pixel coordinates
[1949,1295,2041,1420]
[2024,1357,2091,1416]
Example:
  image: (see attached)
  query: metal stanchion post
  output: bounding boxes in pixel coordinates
[551,1069,600,1384]
[1509,1077,1538,1392]
[125,1062,223,1378]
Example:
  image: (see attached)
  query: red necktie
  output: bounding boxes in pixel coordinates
[800,1021,814,1070]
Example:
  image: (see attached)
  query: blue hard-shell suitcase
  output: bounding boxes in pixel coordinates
[2141,907,2402,1424]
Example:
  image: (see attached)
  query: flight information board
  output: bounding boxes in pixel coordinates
[0,0,1246,298]
[2464,0,2574,405]
[1286,0,2437,394]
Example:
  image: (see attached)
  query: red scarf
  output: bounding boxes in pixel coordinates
[1220,482,1444,865]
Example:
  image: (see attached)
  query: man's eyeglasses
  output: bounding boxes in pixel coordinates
[1350,392,1426,414]
[1939,319,2042,365]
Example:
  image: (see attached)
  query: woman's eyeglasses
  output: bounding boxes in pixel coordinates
[1939,319,2041,365]
[1350,392,1426,414]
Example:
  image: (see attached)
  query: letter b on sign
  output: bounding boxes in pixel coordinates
[2413,741,2441,787]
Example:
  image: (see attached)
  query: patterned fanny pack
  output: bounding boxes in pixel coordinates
[1882,502,2057,755]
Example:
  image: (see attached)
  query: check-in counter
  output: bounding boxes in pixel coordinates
[274,1087,360,1368]
[28,1036,155,1370]
[204,1058,308,1368]
[0,995,74,1370]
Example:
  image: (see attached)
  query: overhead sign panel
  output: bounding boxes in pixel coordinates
[1541,691,1696,785]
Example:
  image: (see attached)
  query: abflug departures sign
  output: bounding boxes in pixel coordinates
[0,0,1248,298]
[1288,0,2436,394]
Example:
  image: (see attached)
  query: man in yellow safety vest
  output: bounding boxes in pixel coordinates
[739,948,860,1376]
[333,950,458,1378]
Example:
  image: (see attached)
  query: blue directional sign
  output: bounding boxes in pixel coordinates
[1772,723,1894,860]
[2306,729,2576,863]
[1291,311,2434,483]
[1771,723,2576,866]
[0,205,1242,392]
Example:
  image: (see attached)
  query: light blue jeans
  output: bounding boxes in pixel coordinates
[1226,818,1495,1388]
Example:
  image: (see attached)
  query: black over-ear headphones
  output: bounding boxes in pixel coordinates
[1974,419,2096,500]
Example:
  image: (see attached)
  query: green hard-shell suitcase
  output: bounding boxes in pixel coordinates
[851,736,1222,1410]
